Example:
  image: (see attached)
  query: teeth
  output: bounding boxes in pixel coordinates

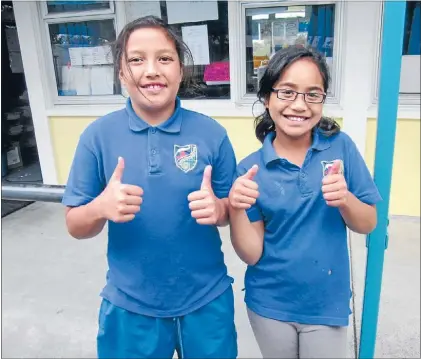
[146,85,163,89]
[287,116,306,122]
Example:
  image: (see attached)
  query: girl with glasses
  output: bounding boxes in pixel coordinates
[228,46,381,358]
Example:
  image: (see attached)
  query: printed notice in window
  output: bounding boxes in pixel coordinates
[181,25,210,65]
[125,1,162,23]
[166,0,218,24]
[69,48,83,66]
[91,65,114,95]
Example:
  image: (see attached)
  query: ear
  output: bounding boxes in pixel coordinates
[264,98,269,109]
[179,65,184,84]
[119,69,127,87]
[118,58,129,86]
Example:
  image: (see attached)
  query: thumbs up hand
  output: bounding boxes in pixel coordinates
[229,165,260,210]
[188,165,219,225]
[97,157,144,223]
[321,160,348,207]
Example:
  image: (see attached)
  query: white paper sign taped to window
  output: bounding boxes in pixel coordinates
[69,45,113,66]
[61,66,91,95]
[61,66,74,95]
[69,47,83,66]
[74,67,91,95]
[166,0,218,24]
[92,45,113,65]
[125,1,162,22]
[91,65,114,95]
[181,25,210,65]
[82,47,95,66]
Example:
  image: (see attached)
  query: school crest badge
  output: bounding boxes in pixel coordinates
[174,144,198,173]
[321,159,344,177]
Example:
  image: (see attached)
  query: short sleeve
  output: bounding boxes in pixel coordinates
[345,138,382,205]
[211,135,237,199]
[235,163,263,223]
[62,132,105,207]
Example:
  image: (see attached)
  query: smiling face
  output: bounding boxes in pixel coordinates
[266,57,325,141]
[119,27,183,123]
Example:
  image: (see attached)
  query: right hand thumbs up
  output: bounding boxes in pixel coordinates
[110,156,125,182]
[97,157,144,223]
[244,164,259,180]
[229,165,260,210]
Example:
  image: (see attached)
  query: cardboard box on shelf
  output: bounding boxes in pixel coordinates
[6,141,23,169]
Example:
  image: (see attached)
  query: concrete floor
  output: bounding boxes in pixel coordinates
[1,202,420,358]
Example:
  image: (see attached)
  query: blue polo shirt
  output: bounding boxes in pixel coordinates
[237,129,381,326]
[62,98,237,317]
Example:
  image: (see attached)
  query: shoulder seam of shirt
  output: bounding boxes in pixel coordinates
[79,137,97,157]
[217,131,229,150]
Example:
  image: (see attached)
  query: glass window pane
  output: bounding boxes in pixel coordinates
[46,1,110,14]
[124,0,230,100]
[49,19,117,96]
[400,1,420,94]
[402,1,420,55]
[245,4,335,94]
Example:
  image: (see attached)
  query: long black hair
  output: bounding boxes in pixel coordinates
[111,16,194,92]
[254,46,340,143]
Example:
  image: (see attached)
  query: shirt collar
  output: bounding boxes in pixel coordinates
[262,132,279,166]
[311,127,331,151]
[262,128,331,166]
[126,97,182,133]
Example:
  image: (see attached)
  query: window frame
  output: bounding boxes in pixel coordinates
[39,0,128,106]
[40,0,234,106]
[38,0,345,111]
[40,1,115,20]
[372,1,421,107]
[230,0,345,106]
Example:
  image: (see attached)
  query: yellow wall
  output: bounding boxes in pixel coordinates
[49,116,96,185]
[49,116,419,217]
[365,118,420,217]
[49,116,263,184]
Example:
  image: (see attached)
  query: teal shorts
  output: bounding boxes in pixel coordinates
[97,286,238,358]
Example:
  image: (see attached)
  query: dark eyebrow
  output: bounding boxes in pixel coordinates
[127,49,177,57]
[307,86,325,92]
[277,82,324,92]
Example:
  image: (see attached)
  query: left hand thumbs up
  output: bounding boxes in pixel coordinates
[188,165,219,225]
[201,165,212,191]
[322,160,348,207]
[327,160,342,175]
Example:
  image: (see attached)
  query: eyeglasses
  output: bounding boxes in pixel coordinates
[271,88,326,104]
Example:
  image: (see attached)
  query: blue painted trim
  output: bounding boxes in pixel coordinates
[358,2,406,358]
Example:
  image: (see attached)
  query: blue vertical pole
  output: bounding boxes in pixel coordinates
[358,1,406,358]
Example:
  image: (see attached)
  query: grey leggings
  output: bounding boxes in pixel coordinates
[247,308,348,359]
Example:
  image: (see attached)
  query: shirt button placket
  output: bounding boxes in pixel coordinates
[148,127,160,174]
[299,170,312,195]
